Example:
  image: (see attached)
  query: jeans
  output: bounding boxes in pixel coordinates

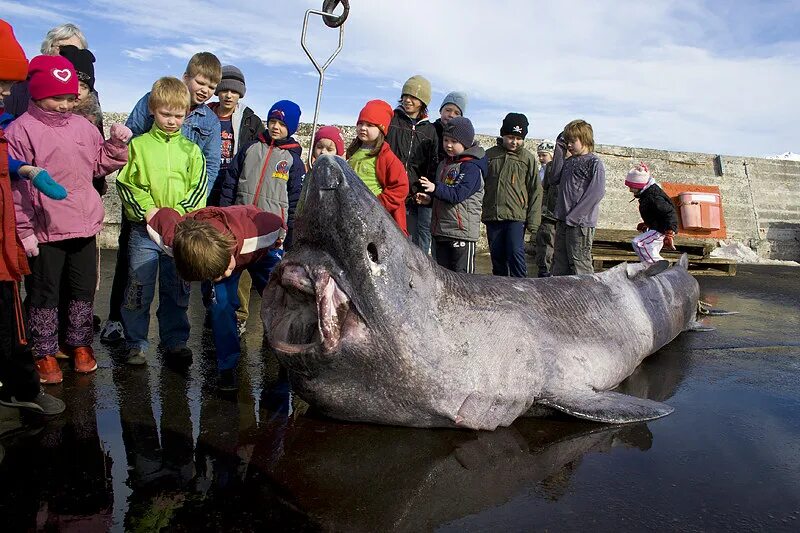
[205,248,283,371]
[121,225,190,352]
[406,203,432,255]
[485,221,527,277]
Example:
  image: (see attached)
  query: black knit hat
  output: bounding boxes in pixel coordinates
[443,116,475,148]
[59,45,95,93]
[500,112,528,139]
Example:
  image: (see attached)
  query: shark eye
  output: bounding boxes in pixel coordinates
[367,242,379,264]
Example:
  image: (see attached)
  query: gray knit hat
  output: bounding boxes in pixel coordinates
[216,65,246,97]
[440,91,467,115]
[443,116,475,148]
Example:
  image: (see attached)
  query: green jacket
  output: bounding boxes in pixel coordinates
[481,140,542,234]
[116,126,208,222]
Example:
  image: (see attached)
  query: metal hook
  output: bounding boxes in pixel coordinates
[301,1,348,165]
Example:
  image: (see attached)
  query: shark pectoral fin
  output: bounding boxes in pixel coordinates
[539,390,674,424]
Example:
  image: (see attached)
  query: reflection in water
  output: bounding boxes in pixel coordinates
[0,325,688,531]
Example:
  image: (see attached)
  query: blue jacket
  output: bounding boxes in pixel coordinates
[220,133,304,231]
[125,92,221,197]
[431,145,487,242]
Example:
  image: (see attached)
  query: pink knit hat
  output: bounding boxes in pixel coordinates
[314,125,345,156]
[28,55,79,100]
[625,162,651,189]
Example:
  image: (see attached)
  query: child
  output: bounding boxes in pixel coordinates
[416,116,485,273]
[7,55,130,383]
[311,125,345,166]
[115,77,207,365]
[207,65,265,206]
[385,75,439,253]
[0,19,66,414]
[626,162,678,263]
[143,205,285,390]
[549,119,606,276]
[346,99,409,234]
[101,52,221,344]
[481,113,541,277]
[58,45,102,133]
[534,139,557,277]
[432,91,467,162]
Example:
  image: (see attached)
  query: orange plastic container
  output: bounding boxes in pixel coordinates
[678,191,721,231]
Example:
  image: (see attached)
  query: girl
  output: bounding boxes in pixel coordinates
[6,55,130,384]
[345,100,409,234]
[310,125,345,167]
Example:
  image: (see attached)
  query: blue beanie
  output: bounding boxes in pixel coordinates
[267,100,301,136]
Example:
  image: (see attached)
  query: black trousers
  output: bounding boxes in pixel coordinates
[434,237,476,274]
[107,215,131,321]
[0,281,39,401]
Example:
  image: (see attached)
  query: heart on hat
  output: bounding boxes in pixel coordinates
[52,68,72,83]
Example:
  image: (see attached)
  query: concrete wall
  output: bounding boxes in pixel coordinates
[98,116,800,261]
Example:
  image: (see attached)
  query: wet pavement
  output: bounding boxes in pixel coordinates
[1,252,799,532]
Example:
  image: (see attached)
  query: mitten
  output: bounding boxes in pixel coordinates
[21,234,39,257]
[664,230,676,250]
[110,123,133,145]
[30,168,68,200]
[636,222,648,232]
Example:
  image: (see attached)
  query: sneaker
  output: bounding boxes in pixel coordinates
[165,346,193,360]
[0,390,66,415]
[237,319,247,337]
[73,346,98,373]
[35,356,63,385]
[100,320,125,344]
[54,344,71,360]
[217,369,238,392]
[125,348,147,366]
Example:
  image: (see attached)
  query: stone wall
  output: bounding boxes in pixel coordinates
[98,116,800,261]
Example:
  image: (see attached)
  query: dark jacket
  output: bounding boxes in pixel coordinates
[540,161,558,221]
[638,183,679,234]
[433,118,448,163]
[220,133,304,234]
[431,145,487,242]
[207,103,265,204]
[481,139,542,234]
[385,108,438,197]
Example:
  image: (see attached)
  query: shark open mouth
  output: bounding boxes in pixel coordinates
[266,262,358,355]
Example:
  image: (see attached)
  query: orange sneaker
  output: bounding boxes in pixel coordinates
[73,346,98,374]
[36,355,63,384]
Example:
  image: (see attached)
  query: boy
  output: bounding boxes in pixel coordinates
[101,52,222,344]
[626,162,678,263]
[481,113,541,277]
[534,139,557,276]
[0,19,65,415]
[432,91,467,163]
[549,119,606,276]
[386,75,439,254]
[143,204,285,390]
[115,77,208,365]
[416,116,486,273]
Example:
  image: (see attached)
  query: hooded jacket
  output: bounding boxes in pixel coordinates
[431,145,487,242]
[481,139,542,234]
[372,142,410,235]
[0,127,28,281]
[219,133,304,232]
[146,205,285,273]
[385,107,438,196]
[7,102,128,243]
[637,183,679,234]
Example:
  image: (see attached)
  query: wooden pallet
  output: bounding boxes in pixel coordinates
[592,253,736,276]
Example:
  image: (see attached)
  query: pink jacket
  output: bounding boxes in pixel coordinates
[6,102,128,242]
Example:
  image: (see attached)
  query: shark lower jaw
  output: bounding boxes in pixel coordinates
[266,262,363,357]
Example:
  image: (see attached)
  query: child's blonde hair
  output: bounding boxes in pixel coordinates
[173,219,236,281]
[563,119,595,152]
[148,77,190,113]
[185,52,222,85]
[345,130,385,159]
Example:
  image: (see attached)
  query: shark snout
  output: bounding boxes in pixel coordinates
[313,155,346,190]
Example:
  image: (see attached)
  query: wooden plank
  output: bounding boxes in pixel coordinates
[594,228,714,256]
[591,255,736,276]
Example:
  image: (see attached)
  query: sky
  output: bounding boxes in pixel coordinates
[2,0,799,157]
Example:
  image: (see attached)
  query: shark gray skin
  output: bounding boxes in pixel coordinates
[262,155,700,430]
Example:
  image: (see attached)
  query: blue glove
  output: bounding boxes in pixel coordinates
[30,168,68,200]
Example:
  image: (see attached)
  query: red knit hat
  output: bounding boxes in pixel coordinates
[0,19,28,81]
[28,55,79,100]
[358,99,393,135]
[314,125,345,156]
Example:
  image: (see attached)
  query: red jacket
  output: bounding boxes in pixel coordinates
[147,205,285,273]
[374,143,409,235]
[0,127,29,282]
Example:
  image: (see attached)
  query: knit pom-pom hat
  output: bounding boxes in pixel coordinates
[625,162,651,189]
